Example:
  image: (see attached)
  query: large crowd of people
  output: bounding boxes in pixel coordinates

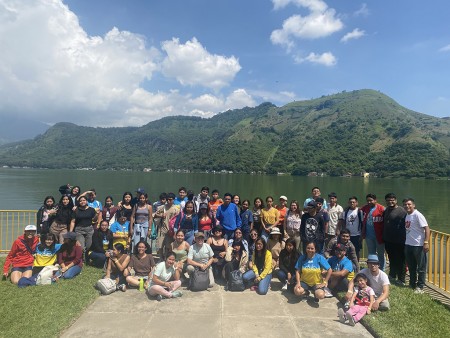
[3,184,431,325]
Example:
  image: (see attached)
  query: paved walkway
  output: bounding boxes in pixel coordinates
[61,281,373,338]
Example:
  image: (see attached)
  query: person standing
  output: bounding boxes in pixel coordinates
[326,192,343,243]
[303,187,328,210]
[300,201,326,254]
[404,198,430,294]
[193,186,210,213]
[339,197,363,261]
[216,193,242,240]
[382,193,407,285]
[361,194,385,270]
[153,193,180,259]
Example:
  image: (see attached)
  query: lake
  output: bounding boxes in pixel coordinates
[0,168,448,233]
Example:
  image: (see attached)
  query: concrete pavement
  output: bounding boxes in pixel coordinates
[61,280,373,338]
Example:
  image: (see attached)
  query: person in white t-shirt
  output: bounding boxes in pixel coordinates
[346,254,390,311]
[403,198,430,294]
[339,196,363,261]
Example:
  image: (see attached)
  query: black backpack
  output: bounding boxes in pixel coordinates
[228,270,245,291]
[189,267,210,292]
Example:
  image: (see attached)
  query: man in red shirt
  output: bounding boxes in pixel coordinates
[3,225,39,284]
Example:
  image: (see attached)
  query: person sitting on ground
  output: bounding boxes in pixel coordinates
[186,232,215,288]
[346,254,390,311]
[242,237,273,295]
[326,243,354,295]
[124,240,156,289]
[3,225,39,285]
[223,239,248,284]
[88,220,113,268]
[170,230,190,275]
[147,252,183,301]
[294,240,332,303]
[105,243,130,292]
[110,212,130,252]
[33,232,62,275]
[267,227,285,268]
[324,229,359,272]
[55,232,83,280]
[277,238,300,291]
[338,273,375,327]
[228,228,249,253]
[207,225,228,281]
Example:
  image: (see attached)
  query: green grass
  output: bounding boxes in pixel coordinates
[0,257,102,338]
[339,284,450,337]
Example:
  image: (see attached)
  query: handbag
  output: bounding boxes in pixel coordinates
[36,265,59,285]
[95,278,117,295]
[228,270,245,292]
[189,267,210,292]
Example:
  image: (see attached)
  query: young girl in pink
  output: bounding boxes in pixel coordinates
[338,273,375,326]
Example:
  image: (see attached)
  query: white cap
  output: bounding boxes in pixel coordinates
[279,195,288,201]
[24,225,37,231]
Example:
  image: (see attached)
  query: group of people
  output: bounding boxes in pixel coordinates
[4,185,431,325]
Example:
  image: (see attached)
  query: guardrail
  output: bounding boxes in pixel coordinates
[0,211,449,292]
[0,210,36,253]
[428,230,450,292]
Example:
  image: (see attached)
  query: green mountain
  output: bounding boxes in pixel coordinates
[1,89,449,178]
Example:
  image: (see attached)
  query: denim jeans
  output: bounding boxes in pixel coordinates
[405,245,427,289]
[242,270,272,295]
[365,237,385,270]
[55,265,82,279]
[133,222,149,250]
[88,251,107,268]
[276,270,295,284]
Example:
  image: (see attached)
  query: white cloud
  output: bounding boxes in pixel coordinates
[294,52,337,66]
[341,28,365,43]
[354,3,369,17]
[0,0,251,127]
[161,37,241,90]
[270,1,343,49]
[248,89,299,104]
[439,44,450,52]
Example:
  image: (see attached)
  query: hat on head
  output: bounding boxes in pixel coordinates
[367,254,380,264]
[269,227,282,236]
[334,243,346,251]
[63,232,77,241]
[195,232,206,238]
[307,200,317,208]
[136,187,145,194]
[328,192,337,198]
[279,195,288,201]
[315,197,324,204]
[199,203,208,210]
[24,225,37,231]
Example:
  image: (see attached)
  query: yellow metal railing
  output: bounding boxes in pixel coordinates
[428,229,450,292]
[0,210,36,253]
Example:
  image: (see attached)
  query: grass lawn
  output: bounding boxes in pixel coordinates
[0,257,102,338]
[339,283,450,337]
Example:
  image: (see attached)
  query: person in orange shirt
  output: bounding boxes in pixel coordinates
[276,196,288,238]
[208,189,223,224]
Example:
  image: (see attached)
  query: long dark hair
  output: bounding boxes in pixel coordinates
[38,232,57,251]
[43,196,55,209]
[134,240,151,255]
[61,237,76,256]
[58,194,74,209]
[232,240,244,260]
[283,238,298,263]
[254,238,267,273]
[122,192,133,205]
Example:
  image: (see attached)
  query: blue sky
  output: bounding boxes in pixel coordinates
[1,0,449,127]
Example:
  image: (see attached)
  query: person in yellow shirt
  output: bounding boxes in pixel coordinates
[33,233,61,275]
[242,237,273,295]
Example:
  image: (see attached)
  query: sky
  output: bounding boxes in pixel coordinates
[0,0,449,128]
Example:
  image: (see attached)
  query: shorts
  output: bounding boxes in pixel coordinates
[12,266,33,273]
[300,281,324,292]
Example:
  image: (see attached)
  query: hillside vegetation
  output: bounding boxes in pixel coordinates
[1,89,449,178]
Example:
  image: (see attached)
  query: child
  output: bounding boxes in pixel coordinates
[338,273,375,326]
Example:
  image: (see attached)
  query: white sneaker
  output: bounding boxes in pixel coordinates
[346,312,356,326]
[414,287,425,294]
[324,287,333,298]
[281,282,288,291]
[337,308,346,323]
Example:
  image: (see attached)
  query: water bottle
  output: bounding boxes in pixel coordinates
[130,267,135,276]
[139,278,144,291]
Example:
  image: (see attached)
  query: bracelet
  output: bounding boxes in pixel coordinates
[424,241,429,244]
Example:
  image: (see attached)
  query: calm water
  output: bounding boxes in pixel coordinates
[0,168,448,233]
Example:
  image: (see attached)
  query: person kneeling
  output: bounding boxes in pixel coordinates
[147,252,183,301]
[242,237,273,295]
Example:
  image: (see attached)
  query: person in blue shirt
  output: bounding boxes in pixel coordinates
[239,199,253,242]
[173,187,188,206]
[216,193,242,240]
[327,243,354,294]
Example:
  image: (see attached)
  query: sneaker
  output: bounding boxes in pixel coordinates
[250,285,258,292]
[414,287,425,294]
[156,294,163,302]
[395,280,406,287]
[344,301,350,310]
[346,312,355,326]
[281,282,288,291]
[337,308,346,323]
[313,297,320,303]
[324,287,333,298]
[171,290,183,298]
[117,284,127,292]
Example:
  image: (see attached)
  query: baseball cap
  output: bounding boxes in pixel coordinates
[195,232,206,238]
[307,200,317,208]
[279,195,288,201]
[24,225,37,231]
[63,232,77,241]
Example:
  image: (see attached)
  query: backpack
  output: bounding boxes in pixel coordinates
[95,278,117,295]
[228,270,245,291]
[36,265,59,285]
[189,267,210,292]
[168,210,183,237]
